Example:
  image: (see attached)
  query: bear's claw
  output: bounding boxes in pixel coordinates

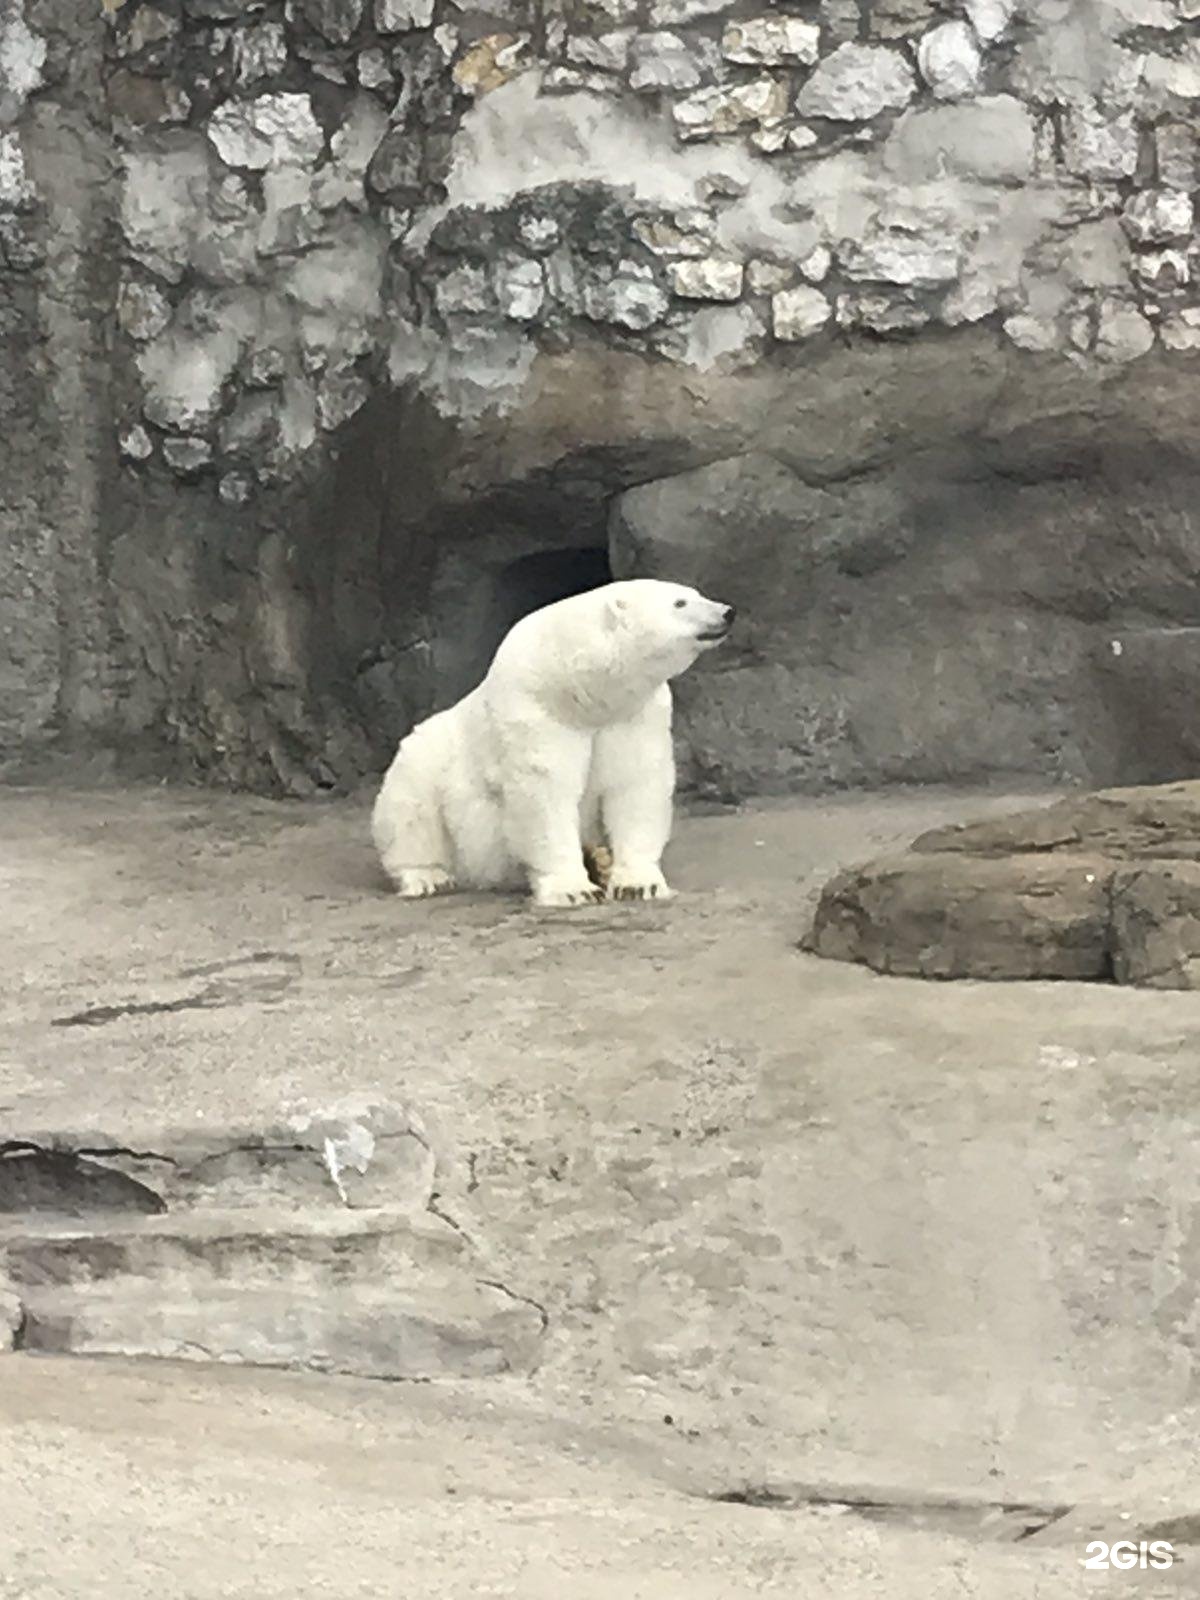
[607,867,673,902]
[534,874,607,908]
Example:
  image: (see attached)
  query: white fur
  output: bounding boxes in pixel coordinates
[371,578,732,908]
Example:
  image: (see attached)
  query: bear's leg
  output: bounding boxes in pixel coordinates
[579,789,612,889]
[499,722,604,908]
[594,690,675,902]
[372,775,457,899]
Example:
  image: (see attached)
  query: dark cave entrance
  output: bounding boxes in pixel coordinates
[309,390,627,771]
[488,545,613,655]
[439,543,614,707]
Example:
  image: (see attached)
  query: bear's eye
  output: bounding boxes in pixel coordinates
[673,598,687,609]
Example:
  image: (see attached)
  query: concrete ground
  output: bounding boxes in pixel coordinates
[3,782,1199,1596]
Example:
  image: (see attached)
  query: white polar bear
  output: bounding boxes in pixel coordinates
[371,578,735,908]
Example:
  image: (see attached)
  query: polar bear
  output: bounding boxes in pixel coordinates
[371,579,735,908]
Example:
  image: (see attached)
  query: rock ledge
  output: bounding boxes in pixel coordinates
[805,782,1200,989]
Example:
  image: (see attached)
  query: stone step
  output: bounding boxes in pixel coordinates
[1,1100,437,1216]
[1,1206,464,1286]
[2,1209,545,1380]
[16,1281,540,1379]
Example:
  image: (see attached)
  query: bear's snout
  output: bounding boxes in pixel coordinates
[696,599,735,643]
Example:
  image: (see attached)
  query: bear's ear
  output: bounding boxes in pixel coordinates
[603,593,627,631]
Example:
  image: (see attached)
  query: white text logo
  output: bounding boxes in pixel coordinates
[1082,1540,1174,1570]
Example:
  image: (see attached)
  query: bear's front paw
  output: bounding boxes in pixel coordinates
[395,867,456,898]
[607,864,673,902]
[533,872,606,909]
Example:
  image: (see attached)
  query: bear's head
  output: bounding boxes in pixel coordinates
[603,579,736,679]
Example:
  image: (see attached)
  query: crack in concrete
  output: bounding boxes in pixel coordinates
[174,1339,221,1362]
[51,967,299,1028]
[477,1276,550,1333]
[186,1142,311,1172]
[426,1191,469,1238]
[403,1125,469,1239]
[51,988,232,1028]
[415,1136,548,1337]
[176,951,299,980]
[711,1485,1073,1544]
[73,1145,178,1166]
[1012,1505,1072,1542]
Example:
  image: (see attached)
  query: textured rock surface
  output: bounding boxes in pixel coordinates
[808,853,1115,981]
[1111,861,1200,988]
[1,1091,544,1378]
[916,22,982,100]
[9,1217,542,1378]
[771,284,830,339]
[721,16,820,66]
[5,785,1200,1596]
[0,1362,1148,1600]
[808,781,1200,987]
[5,0,1200,796]
[606,431,1200,797]
[797,43,916,118]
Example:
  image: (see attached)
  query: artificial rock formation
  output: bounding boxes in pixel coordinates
[1,1101,546,1378]
[806,781,1200,989]
[4,0,1200,795]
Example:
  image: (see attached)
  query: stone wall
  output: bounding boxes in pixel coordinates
[3,0,1200,795]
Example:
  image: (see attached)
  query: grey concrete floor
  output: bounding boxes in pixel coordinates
[3,782,1199,1595]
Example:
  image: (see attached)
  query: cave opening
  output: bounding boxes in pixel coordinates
[438,543,614,708]
[488,545,614,655]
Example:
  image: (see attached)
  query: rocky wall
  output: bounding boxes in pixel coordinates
[3,0,1200,794]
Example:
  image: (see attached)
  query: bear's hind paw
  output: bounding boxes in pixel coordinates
[393,866,456,898]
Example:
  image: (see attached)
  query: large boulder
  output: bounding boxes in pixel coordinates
[806,852,1114,981]
[806,781,1200,989]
